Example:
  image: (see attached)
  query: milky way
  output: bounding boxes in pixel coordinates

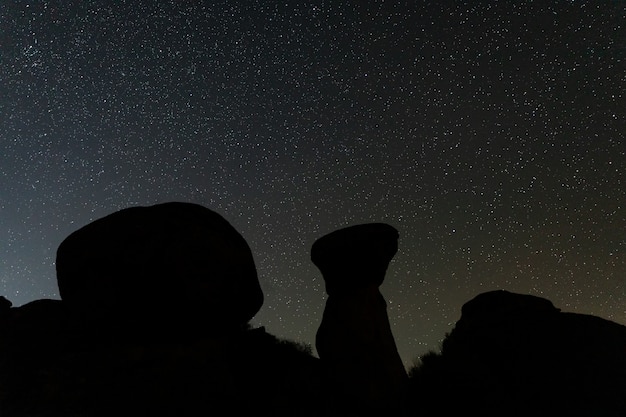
[1,1,624,367]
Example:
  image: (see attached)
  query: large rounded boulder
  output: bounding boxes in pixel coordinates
[56,202,263,335]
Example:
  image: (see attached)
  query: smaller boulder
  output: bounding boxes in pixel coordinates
[456,290,560,333]
[411,290,626,417]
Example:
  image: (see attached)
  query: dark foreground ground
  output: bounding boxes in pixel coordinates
[1,290,624,417]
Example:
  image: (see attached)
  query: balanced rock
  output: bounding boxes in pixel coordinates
[56,202,263,335]
[312,223,407,413]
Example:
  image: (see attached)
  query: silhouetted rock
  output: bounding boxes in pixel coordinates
[312,223,407,414]
[8,202,623,416]
[409,290,626,417]
[56,202,263,337]
[450,289,561,340]
[461,289,560,319]
[311,222,399,295]
[0,296,11,320]
[0,202,336,417]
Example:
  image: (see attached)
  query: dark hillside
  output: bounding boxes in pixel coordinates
[0,299,326,416]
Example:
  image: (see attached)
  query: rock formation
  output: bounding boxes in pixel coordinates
[0,202,330,417]
[56,202,263,337]
[312,223,407,414]
[409,290,626,417]
[2,202,625,416]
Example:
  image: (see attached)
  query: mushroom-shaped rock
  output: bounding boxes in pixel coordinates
[311,222,399,295]
[312,223,407,413]
[56,202,263,335]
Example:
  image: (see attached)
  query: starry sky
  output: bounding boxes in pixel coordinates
[1,1,625,368]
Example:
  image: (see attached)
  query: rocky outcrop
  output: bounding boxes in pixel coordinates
[448,289,561,340]
[0,203,329,417]
[3,202,624,416]
[410,290,626,417]
[312,223,407,414]
[56,202,263,337]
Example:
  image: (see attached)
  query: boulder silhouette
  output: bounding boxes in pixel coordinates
[1,202,333,417]
[312,223,407,414]
[454,289,561,335]
[409,290,626,417]
[56,202,263,336]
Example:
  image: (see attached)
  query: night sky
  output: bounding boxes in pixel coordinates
[1,1,625,368]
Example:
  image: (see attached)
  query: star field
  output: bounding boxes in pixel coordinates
[1,1,625,367]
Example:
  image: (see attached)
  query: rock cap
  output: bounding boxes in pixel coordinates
[311,223,398,295]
